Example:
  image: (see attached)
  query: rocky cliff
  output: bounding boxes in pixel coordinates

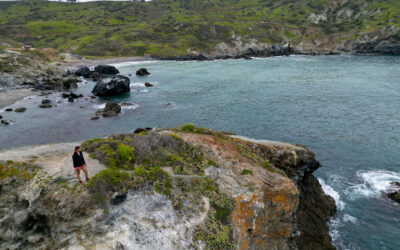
[0,126,336,249]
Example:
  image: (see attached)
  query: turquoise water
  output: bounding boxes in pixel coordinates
[1,55,400,249]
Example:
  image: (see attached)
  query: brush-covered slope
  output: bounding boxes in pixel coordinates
[0,0,399,57]
[0,126,336,249]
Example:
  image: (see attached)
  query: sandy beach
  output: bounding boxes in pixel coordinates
[0,88,36,109]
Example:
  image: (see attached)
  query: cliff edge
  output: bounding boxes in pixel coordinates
[0,126,336,249]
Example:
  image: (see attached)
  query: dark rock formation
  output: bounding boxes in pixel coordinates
[103,111,117,117]
[14,107,26,112]
[94,65,120,75]
[62,77,79,90]
[145,82,154,87]
[92,75,130,97]
[42,99,51,104]
[5,108,13,112]
[1,119,12,125]
[103,102,121,114]
[75,67,91,78]
[136,68,150,76]
[388,191,400,203]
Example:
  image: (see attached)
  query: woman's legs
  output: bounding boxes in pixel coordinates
[75,168,83,183]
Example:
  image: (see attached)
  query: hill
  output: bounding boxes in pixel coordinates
[0,0,399,57]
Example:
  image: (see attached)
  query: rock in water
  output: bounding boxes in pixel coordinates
[104,102,121,113]
[0,115,2,119]
[68,97,74,102]
[1,119,12,125]
[136,68,150,76]
[145,82,154,87]
[5,108,12,112]
[94,65,120,75]
[14,108,26,112]
[388,191,400,203]
[62,77,79,90]
[42,99,51,104]
[92,75,130,97]
[75,67,91,78]
[103,111,117,117]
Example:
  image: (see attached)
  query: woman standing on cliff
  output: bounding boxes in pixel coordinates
[72,146,90,184]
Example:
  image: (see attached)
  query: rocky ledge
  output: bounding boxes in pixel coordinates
[0,125,336,250]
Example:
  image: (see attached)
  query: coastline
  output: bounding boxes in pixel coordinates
[0,88,36,109]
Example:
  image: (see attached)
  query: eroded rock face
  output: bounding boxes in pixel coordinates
[0,129,336,250]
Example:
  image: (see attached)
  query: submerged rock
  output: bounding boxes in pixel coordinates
[92,75,130,97]
[5,108,12,112]
[136,68,150,76]
[1,119,12,125]
[14,107,26,112]
[145,82,154,87]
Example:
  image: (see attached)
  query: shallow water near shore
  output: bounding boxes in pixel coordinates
[1,55,400,249]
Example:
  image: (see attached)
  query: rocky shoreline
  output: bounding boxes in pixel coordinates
[0,126,336,249]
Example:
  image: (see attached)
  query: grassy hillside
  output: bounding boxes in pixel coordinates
[0,0,399,57]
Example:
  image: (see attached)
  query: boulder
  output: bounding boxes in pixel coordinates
[70,92,83,99]
[91,116,100,120]
[62,77,79,90]
[388,191,400,203]
[1,119,12,125]
[94,65,119,75]
[145,82,154,87]
[42,99,51,104]
[5,108,12,112]
[103,111,118,117]
[14,108,26,112]
[39,103,52,108]
[75,67,91,78]
[92,75,130,97]
[0,115,2,119]
[136,68,150,76]
[90,71,106,81]
[68,97,74,102]
[104,102,121,113]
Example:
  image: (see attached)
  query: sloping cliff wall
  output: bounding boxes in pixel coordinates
[0,127,336,249]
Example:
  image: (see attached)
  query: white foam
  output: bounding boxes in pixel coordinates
[347,170,400,200]
[111,60,156,68]
[93,103,106,109]
[318,178,345,210]
[343,214,357,224]
[130,82,146,87]
[121,103,139,110]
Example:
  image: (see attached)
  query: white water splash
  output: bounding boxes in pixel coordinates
[318,178,345,210]
[347,170,400,200]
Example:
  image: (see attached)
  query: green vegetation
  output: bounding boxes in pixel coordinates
[182,123,195,132]
[236,143,282,175]
[240,169,253,176]
[0,161,40,182]
[82,130,235,248]
[0,0,398,57]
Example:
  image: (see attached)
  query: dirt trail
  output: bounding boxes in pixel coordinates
[0,142,106,180]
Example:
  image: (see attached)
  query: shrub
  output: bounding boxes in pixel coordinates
[182,123,195,132]
[240,169,253,176]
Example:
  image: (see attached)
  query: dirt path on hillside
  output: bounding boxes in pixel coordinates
[0,142,106,181]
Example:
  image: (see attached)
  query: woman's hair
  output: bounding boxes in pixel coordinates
[75,146,80,151]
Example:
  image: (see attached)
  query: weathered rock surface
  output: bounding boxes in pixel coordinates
[92,75,130,97]
[136,68,150,76]
[0,128,336,250]
[94,65,120,75]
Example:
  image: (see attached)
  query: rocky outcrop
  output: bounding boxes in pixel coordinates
[94,65,120,75]
[136,68,150,76]
[0,127,336,250]
[92,75,130,97]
